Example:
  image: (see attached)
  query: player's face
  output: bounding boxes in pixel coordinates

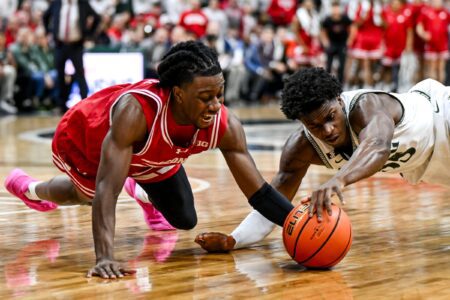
[175,73,225,129]
[300,98,349,148]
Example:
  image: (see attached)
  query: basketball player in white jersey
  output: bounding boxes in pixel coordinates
[195,67,450,252]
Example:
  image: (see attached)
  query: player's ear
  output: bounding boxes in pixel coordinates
[172,86,184,104]
[337,97,344,109]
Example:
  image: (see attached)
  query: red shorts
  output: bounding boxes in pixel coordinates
[52,150,97,199]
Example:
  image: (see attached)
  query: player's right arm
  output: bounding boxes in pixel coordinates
[87,94,147,279]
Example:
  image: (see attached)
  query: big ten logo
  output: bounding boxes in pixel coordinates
[195,141,209,148]
[309,223,325,240]
[286,204,309,236]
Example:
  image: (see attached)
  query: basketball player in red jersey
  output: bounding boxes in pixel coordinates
[4,41,294,279]
[195,67,450,252]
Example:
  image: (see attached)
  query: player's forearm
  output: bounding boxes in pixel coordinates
[335,139,390,186]
[92,191,117,261]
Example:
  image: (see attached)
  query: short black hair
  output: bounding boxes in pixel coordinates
[157,41,222,88]
[281,67,342,120]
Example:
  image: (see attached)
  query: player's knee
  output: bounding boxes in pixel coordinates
[171,214,197,230]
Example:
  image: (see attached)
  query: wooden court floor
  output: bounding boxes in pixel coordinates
[0,109,449,299]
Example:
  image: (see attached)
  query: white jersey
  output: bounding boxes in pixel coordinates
[304,79,450,186]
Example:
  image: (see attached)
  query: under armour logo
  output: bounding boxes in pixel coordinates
[176,148,189,154]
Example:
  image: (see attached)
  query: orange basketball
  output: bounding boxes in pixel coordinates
[282,203,352,269]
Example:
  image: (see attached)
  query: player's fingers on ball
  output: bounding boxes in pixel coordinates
[301,196,310,203]
[325,190,333,216]
[308,194,317,217]
[314,191,324,221]
[335,187,345,204]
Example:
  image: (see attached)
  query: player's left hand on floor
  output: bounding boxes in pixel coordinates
[86,259,136,279]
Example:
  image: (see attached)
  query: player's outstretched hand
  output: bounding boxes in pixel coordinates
[195,232,236,253]
[302,178,345,222]
[86,259,136,279]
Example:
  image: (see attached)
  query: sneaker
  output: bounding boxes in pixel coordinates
[4,169,58,212]
[124,178,175,231]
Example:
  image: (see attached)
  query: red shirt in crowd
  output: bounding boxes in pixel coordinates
[179,9,209,38]
[417,5,450,52]
[267,0,297,26]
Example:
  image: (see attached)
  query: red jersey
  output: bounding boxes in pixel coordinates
[382,5,412,58]
[52,79,229,198]
[417,5,450,52]
[267,0,297,26]
[353,4,384,52]
[179,9,209,38]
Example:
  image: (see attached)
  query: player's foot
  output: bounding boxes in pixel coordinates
[195,232,236,253]
[124,178,175,231]
[4,169,58,212]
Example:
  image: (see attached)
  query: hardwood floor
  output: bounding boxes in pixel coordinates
[0,111,449,299]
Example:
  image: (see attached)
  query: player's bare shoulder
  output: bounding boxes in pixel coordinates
[280,125,322,169]
[348,93,403,134]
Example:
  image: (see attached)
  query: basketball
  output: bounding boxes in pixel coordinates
[283,203,352,269]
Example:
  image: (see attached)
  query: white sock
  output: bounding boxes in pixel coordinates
[231,210,276,249]
[134,183,150,203]
[25,181,43,200]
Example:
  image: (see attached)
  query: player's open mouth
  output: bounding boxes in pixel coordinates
[202,114,214,122]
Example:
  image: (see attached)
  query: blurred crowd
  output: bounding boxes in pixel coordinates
[0,0,449,115]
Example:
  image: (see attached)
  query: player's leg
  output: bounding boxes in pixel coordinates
[124,177,175,231]
[4,169,91,212]
[139,166,197,230]
[437,56,447,83]
[34,175,91,205]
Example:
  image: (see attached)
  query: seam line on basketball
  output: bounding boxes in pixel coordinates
[292,215,313,260]
[299,207,342,264]
[322,224,352,268]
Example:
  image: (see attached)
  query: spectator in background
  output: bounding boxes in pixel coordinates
[416,0,450,83]
[266,0,297,27]
[179,0,208,38]
[33,26,58,109]
[409,0,426,82]
[244,25,287,104]
[0,0,18,31]
[169,25,190,45]
[292,0,323,68]
[0,32,17,115]
[202,0,228,38]
[380,0,413,92]
[43,0,100,114]
[141,27,170,78]
[4,15,21,48]
[222,24,247,106]
[9,27,56,111]
[163,0,191,24]
[107,13,131,47]
[351,0,384,88]
[320,1,352,83]
[224,0,244,34]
